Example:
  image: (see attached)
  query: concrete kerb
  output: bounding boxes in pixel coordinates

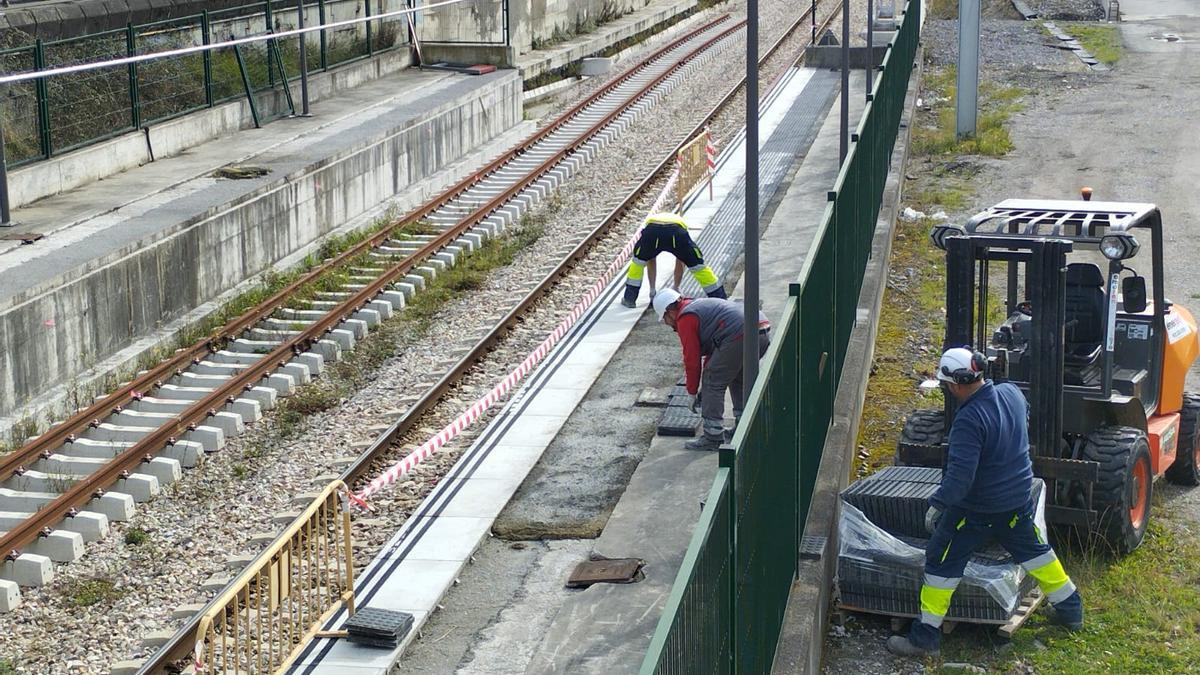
[769,48,924,675]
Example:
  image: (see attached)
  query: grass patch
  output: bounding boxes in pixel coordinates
[0,659,13,675]
[63,578,126,608]
[0,418,38,457]
[274,382,346,438]
[124,528,150,546]
[928,0,957,19]
[911,66,1026,158]
[1062,22,1123,65]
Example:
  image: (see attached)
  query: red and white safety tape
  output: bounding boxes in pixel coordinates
[351,165,684,504]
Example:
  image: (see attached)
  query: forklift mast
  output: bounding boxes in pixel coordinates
[943,237,1071,462]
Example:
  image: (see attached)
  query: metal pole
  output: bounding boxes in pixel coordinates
[0,102,11,227]
[297,0,311,115]
[840,0,849,163]
[956,0,980,139]
[867,0,873,102]
[744,0,760,394]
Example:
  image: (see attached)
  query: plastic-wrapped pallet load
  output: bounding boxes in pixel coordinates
[836,472,1047,623]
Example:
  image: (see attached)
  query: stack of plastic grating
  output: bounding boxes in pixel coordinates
[656,378,701,436]
[344,607,415,648]
[837,468,1041,623]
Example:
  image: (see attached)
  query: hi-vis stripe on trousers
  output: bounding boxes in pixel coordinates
[623,223,725,303]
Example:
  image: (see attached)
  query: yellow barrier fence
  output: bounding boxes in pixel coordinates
[193,481,355,674]
[673,128,716,206]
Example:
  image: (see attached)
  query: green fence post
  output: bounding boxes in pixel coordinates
[719,446,736,674]
[126,23,141,130]
[33,39,51,158]
[269,38,296,115]
[265,0,276,86]
[202,11,214,107]
[365,0,374,56]
[318,0,328,70]
[233,44,261,128]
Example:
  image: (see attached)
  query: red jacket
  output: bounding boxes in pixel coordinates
[675,300,704,395]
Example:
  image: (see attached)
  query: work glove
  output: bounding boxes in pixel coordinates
[924,505,943,534]
[690,392,702,414]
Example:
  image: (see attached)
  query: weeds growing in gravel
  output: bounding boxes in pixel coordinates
[0,418,38,456]
[1062,22,1123,65]
[124,528,150,546]
[912,66,1025,158]
[62,578,126,608]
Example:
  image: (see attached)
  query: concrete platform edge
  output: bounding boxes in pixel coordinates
[769,48,924,674]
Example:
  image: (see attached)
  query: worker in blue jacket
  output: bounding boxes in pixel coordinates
[886,347,1084,657]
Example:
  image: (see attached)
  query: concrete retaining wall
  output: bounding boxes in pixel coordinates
[0,71,521,422]
[10,48,414,209]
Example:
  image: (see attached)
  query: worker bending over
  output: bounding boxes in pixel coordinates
[622,213,726,308]
[652,289,769,451]
[887,347,1084,657]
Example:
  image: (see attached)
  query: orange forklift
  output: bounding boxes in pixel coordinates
[897,198,1200,553]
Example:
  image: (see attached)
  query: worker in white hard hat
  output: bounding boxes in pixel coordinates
[652,289,769,451]
[887,346,1083,658]
[621,212,726,308]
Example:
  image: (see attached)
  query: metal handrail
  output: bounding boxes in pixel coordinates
[0,0,468,86]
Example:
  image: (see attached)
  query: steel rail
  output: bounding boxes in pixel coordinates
[137,3,838,670]
[0,18,742,562]
[0,14,733,487]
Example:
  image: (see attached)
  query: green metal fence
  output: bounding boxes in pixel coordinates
[0,0,416,167]
[640,2,921,671]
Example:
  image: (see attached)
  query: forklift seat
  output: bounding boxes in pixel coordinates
[1064,262,1105,369]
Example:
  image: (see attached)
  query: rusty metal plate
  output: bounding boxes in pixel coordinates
[566,557,644,588]
[0,232,42,244]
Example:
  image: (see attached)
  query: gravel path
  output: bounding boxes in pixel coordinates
[0,0,843,671]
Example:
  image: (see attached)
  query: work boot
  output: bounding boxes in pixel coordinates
[1044,591,1084,631]
[685,433,723,451]
[885,635,939,658]
[620,297,637,309]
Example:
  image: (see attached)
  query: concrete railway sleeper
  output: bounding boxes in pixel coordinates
[131,0,845,671]
[0,15,748,611]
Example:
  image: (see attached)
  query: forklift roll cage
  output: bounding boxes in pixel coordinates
[931,200,1167,526]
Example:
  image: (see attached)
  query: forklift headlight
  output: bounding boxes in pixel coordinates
[1100,234,1139,260]
[930,225,964,250]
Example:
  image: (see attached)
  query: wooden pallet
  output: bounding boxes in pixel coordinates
[839,587,1045,638]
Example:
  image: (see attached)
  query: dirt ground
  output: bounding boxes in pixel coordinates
[824,3,1200,672]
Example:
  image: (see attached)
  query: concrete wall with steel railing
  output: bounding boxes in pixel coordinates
[8,47,414,209]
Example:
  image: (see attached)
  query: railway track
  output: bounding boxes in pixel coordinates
[0,15,739,585]
[131,0,843,671]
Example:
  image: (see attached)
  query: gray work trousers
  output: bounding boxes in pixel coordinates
[700,330,771,438]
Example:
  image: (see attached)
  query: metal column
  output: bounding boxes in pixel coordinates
[956,0,980,138]
[297,0,311,115]
[840,0,849,163]
[744,0,760,393]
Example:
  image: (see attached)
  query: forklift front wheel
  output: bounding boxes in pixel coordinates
[1164,392,1200,486]
[1083,426,1152,555]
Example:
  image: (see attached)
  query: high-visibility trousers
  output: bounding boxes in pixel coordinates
[908,496,1081,650]
[623,224,725,303]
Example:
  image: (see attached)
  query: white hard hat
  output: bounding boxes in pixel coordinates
[652,288,682,322]
[937,347,984,384]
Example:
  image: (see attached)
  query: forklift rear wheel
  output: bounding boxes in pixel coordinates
[1164,392,1200,486]
[1083,426,1152,554]
[895,409,945,467]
